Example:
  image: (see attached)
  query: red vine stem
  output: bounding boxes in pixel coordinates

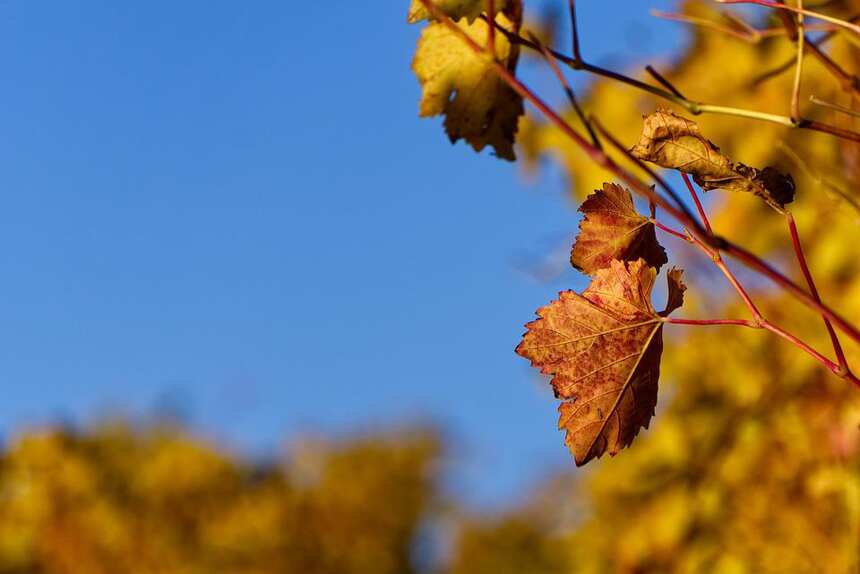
[415,0,860,356]
[681,174,712,235]
[786,212,850,374]
[664,317,859,386]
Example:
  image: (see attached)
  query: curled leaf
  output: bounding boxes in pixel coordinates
[411,13,523,160]
[571,182,667,275]
[631,109,795,212]
[516,259,685,466]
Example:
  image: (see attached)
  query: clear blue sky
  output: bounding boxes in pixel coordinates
[0,1,683,506]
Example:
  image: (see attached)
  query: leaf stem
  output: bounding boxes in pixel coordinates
[681,174,712,235]
[786,212,851,374]
[666,315,859,386]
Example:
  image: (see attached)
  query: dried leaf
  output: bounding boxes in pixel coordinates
[407,0,513,24]
[662,267,686,316]
[630,109,795,211]
[516,259,685,465]
[411,13,523,160]
[571,182,667,275]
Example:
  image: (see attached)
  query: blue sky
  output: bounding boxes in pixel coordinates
[0,1,684,506]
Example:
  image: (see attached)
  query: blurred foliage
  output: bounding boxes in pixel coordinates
[0,423,440,574]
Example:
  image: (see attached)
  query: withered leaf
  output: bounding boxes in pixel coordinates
[571,182,668,275]
[630,109,795,212]
[516,259,685,466]
[411,11,523,160]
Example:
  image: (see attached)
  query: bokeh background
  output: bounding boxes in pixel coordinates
[0,1,858,572]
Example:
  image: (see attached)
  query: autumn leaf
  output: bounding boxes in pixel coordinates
[516,259,684,466]
[407,0,515,24]
[630,109,795,211]
[411,13,523,160]
[570,182,667,275]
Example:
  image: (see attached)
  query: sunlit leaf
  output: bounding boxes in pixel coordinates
[516,259,684,465]
[411,13,523,160]
[571,182,667,275]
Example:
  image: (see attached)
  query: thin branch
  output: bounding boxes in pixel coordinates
[645,65,686,99]
[528,32,600,149]
[416,0,860,351]
[590,118,696,223]
[666,317,759,326]
[717,0,860,36]
[664,316,858,385]
[682,174,712,235]
[487,21,860,142]
[786,212,850,374]
[568,0,581,62]
[791,0,805,121]
[810,95,860,118]
[659,7,860,97]
[652,219,690,241]
[651,9,838,41]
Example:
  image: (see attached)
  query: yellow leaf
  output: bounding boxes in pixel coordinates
[412,14,523,160]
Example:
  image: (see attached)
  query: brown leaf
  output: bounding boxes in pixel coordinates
[630,109,795,212]
[661,267,686,316]
[516,259,685,465]
[571,182,667,275]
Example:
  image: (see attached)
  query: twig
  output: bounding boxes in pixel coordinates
[568,0,581,62]
[786,212,851,374]
[809,95,860,118]
[528,32,600,149]
[417,0,860,351]
[682,174,712,235]
[645,65,686,99]
[665,316,859,385]
[485,20,860,142]
[651,9,838,41]
[791,0,805,121]
[716,0,860,36]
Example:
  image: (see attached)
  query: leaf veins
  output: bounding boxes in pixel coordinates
[571,182,668,275]
[516,259,685,466]
[630,109,795,212]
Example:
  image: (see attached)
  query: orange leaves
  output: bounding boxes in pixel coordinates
[571,183,667,275]
[517,183,684,465]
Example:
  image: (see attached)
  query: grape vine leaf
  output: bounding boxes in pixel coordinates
[630,109,795,212]
[571,182,668,275]
[407,0,513,24]
[516,259,684,466]
[411,13,523,160]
